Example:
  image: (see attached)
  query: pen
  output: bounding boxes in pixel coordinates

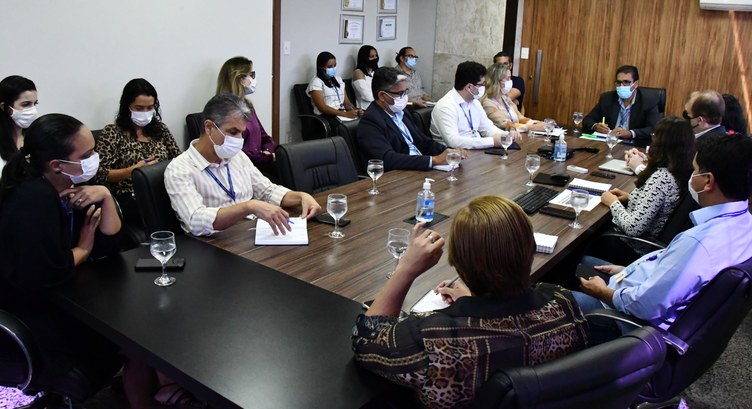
[601,116,605,125]
[435,276,460,293]
[286,218,295,224]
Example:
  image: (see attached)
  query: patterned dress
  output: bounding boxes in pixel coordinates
[609,167,681,238]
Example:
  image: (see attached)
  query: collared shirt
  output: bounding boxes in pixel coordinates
[306,75,346,115]
[607,200,752,326]
[694,124,723,138]
[617,92,638,138]
[430,89,505,149]
[164,140,290,236]
[396,66,427,101]
[390,110,421,156]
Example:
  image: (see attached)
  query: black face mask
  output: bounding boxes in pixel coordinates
[683,110,701,129]
[367,59,379,70]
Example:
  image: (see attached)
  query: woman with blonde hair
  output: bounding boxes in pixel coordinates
[352,196,588,409]
[481,63,545,132]
[216,56,277,180]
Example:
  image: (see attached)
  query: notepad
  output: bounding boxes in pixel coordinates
[411,287,451,313]
[599,159,634,175]
[534,232,558,254]
[531,128,566,138]
[433,163,460,172]
[254,218,309,246]
[567,178,612,194]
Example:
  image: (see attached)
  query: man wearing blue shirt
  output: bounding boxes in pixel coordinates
[575,133,752,333]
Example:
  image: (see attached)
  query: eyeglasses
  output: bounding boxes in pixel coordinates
[682,110,699,121]
[405,54,419,59]
[383,89,408,98]
[615,80,633,86]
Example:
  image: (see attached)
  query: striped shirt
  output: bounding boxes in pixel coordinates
[164,140,290,236]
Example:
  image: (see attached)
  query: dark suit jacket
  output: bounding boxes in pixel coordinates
[356,103,446,171]
[696,125,728,142]
[582,88,662,146]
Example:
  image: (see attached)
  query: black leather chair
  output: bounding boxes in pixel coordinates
[185,112,204,150]
[588,256,752,406]
[472,326,666,409]
[132,160,181,235]
[641,87,667,115]
[343,78,357,108]
[275,136,358,194]
[409,106,434,136]
[292,83,332,140]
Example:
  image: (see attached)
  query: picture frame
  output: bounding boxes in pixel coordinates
[378,0,398,14]
[341,0,364,12]
[339,14,364,44]
[376,16,397,41]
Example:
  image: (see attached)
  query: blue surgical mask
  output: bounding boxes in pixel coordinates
[616,85,633,100]
[405,57,417,69]
[325,67,337,78]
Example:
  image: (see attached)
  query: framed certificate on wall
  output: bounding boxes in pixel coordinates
[339,14,364,44]
[342,0,364,12]
[377,16,396,41]
[378,0,398,14]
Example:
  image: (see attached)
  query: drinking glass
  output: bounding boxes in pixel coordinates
[499,133,513,160]
[446,150,461,181]
[366,159,384,195]
[151,231,177,287]
[386,228,410,279]
[543,118,556,144]
[606,131,619,159]
[568,189,589,229]
[327,193,348,238]
[525,154,540,187]
[572,112,583,134]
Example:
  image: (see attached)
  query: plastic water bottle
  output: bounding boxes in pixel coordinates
[553,134,567,162]
[415,178,435,223]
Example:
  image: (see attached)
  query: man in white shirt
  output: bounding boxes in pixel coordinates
[165,94,320,236]
[430,61,516,149]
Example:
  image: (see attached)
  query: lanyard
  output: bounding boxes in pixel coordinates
[392,114,421,155]
[333,86,343,107]
[500,97,517,123]
[617,99,633,129]
[204,165,236,202]
[461,104,474,131]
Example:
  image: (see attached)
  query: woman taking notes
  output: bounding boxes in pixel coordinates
[307,51,362,126]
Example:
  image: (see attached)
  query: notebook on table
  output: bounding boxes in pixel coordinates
[533,232,558,254]
[598,159,634,175]
[567,178,612,195]
[254,218,309,245]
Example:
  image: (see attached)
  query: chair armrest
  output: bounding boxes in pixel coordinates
[586,309,689,355]
[599,231,667,251]
[0,310,41,390]
[297,114,331,139]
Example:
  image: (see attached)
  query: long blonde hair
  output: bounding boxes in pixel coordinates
[216,56,254,110]
[483,63,511,101]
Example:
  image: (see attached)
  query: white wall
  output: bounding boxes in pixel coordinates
[407,0,438,98]
[0,0,273,148]
[280,0,411,143]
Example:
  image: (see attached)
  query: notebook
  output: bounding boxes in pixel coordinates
[598,159,634,175]
[254,218,309,245]
[410,288,451,313]
[567,178,612,195]
[534,232,558,254]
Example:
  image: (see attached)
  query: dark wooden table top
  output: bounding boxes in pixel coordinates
[53,236,394,409]
[200,134,636,308]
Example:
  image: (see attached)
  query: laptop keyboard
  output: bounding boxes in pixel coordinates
[513,185,561,214]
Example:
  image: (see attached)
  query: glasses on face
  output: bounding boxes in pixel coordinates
[383,89,408,98]
[615,80,633,86]
[405,54,419,59]
[682,110,699,121]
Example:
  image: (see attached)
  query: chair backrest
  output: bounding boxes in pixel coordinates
[656,192,698,245]
[641,87,667,115]
[185,112,204,150]
[343,78,357,107]
[293,83,315,117]
[132,160,181,235]
[472,326,666,409]
[410,106,434,135]
[0,310,38,391]
[334,119,363,175]
[275,136,358,194]
[638,256,752,403]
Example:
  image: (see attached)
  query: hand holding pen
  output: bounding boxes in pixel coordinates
[434,276,471,304]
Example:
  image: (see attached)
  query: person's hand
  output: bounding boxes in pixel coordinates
[508,127,521,141]
[298,193,321,219]
[593,123,610,134]
[593,264,625,275]
[248,200,291,235]
[579,275,608,297]
[432,150,449,165]
[61,185,112,210]
[77,204,102,252]
[393,222,444,280]
[341,109,359,119]
[614,127,632,139]
[609,188,629,203]
[625,150,647,171]
[413,99,426,108]
[459,148,468,159]
[130,157,156,173]
[435,279,471,304]
[600,191,619,207]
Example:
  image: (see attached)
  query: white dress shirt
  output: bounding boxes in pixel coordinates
[430,89,505,149]
[164,140,290,236]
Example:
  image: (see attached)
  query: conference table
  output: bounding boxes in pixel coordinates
[53,131,636,408]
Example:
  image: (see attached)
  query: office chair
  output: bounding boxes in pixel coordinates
[185,112,204,150]
[292,84,332,140]
[275,136,358,194]
[342,78,357,108]
[132,160,182,235]
[471,326,666,409]
[587,256,752,407]
[409,106,434,136]
[641,87,667,116]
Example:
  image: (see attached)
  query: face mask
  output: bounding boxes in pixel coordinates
[367,59,379,70]
[501,80,513,95]
[325,67,337,78]
[387,93,409,114]
[244,77,257,95]
[616,85,633,100]
[59,153,100,185]
[10,106,38,129]
[405,57,417,69]
[210,123,244,159]
[131,109,155,127]
[472,85,485,100]
[688,172,709,204]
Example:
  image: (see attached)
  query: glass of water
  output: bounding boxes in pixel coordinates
[572,112,583,134]
[446,150,461,181]
[367,159,384,195]
[499,133,512,160]
[525,154,540,187]
[386,228,410,279]
[606,131,619,159]
[543,118,556,144]
[569,189,589,229]
[151,231,176,287]
[327,193,348,239]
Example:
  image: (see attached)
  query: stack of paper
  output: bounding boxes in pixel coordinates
[254,218,309,246]
[599,159,634,175]
[534,232,558,254]
[531,128,566,138]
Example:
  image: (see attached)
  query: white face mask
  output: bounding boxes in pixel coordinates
[501,80,513,95]
[244,77,256,95]
[11,106,38,129]
[688,172,709,204]
[131,109,155,127]
[210,123,244,159]
[472,85,485,100]
[387,93,409,114]
[58,153,100,185]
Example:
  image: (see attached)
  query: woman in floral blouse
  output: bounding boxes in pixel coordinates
[94,78,180,241]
